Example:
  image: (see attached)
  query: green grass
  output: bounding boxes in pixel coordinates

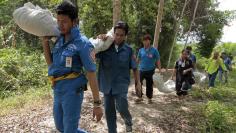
[190,69,236,132]
[0,85,52,116]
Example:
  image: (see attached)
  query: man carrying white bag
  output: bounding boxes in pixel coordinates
[13,2,114,53]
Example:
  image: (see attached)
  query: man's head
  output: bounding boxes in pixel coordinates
[221,52,227,59]
[181,49,189,60]
[186,46,193,57]
[55,0,78,35]
[114,21,129,45]
[142,34,151,48]
[186,46,192,52]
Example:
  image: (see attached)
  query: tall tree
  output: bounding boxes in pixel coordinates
[166,0,189,68]
[113,0,121,26]
[153,0,164,49]
[184,0,199,48]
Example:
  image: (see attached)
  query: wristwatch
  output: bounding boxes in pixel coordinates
[93,100,102,106]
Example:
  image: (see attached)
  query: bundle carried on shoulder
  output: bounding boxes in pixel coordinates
[89,28,114,54]
[13,2,60,37]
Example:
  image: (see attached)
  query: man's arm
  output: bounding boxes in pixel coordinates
[42,37,52,66]
[86,71,101,102]
[86,71,103,122]
[133,68,142,97]
[156,60,162,72]
[171,69,176,80]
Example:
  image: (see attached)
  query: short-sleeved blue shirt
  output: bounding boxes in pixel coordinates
[48,26,96,90]
[96,43,137,95]
[190,53,197,64]
[224,57,232,68]
[137,47,160,71]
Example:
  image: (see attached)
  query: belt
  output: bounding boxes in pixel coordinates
[48,72,81,86]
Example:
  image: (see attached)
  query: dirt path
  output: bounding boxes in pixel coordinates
[0,81,205,133]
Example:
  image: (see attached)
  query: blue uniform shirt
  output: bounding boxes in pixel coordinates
[48,26,96,89]
[137,47,160,71]
[190,53,197,64]
[219,57,232,71]
[96,43,137,95]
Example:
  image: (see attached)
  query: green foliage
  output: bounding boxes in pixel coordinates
[204,101,236,132]
[196,10,234,57]
[0,85,51,116]
[191,70,236,132]
[0,48,48,99]
[214,43,236,56]
[79,0,113,37]
[0,0,58,49]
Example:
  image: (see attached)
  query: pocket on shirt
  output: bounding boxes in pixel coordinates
[102,56,112,68]
[60,50,75,67]
[118,53,129,68]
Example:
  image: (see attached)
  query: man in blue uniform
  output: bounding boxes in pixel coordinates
[186,46,197,69]
[96,21,141,133]
[136,34,161,104]
[42,1,103,133]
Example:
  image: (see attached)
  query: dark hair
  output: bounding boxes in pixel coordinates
[182,49,189,54]
[55,0,78,20]
[114,21,129,35]
[186,46,192,51]
[143,34,152,41]
[221,52,226,55]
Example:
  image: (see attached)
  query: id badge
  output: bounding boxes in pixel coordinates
[65,57,72,68]
[181,62,185,67]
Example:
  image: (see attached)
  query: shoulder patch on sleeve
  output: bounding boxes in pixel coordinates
[90,48,96,63]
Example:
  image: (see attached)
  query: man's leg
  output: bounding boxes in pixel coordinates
[62,88,86,133]
[104,93,117,133]
[53,90,64,132]
[218,71,223,83]
[139,71,145,97]
[135,71,145,103]
[146,70,154,102]
[224,71,228,83]
[209,71,218,87]
[115,93,132,132]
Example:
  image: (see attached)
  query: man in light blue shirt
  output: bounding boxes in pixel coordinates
[136,34,161,104]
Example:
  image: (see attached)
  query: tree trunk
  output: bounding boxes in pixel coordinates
[113,0,121,27]
[153,0,164,49]
[166,0,189,68]
[184,0,200,48]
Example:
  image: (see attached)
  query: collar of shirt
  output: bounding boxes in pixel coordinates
[112,42,127,52]
[59,25,81,47]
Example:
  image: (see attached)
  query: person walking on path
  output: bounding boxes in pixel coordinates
[96,21,142,133]
[205,51,227,88]
[171,49,194,98]
[41,1,103,132]
[135,34,162,104]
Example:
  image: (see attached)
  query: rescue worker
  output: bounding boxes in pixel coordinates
[96,21,142,133]
[136,34,162,104]
[42,1,103,132]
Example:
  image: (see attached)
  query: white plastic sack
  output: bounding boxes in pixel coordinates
[13,2,60,37]
[193,71,208,88]
[89,28,114,53]
[193,71,207,84]
[163,80,176,93]
[153,73,176,93]
[153,73,164,90]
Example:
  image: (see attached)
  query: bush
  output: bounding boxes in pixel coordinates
[0,48,48,99]
[204,101,236,132]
